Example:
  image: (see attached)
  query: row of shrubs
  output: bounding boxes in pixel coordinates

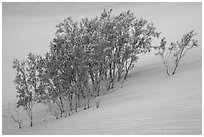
[5,9,199,129]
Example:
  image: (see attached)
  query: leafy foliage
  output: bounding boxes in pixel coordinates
[12,9,160,127]
[155,30,199,75]
[13,53,44,127]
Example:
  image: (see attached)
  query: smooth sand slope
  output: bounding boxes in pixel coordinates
[3,47,202,135]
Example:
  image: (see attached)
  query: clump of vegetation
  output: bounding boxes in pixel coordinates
[155,30,199,75]
[12,9,161,128]
[11,9,199,129]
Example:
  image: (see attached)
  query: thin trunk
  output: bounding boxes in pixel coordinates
[172,61,179,75]
[165,66,170,75]
[117,65,122,81]
[75,94,78,112]
[68,94,72,115]
[84,94,90,110]
[110,80,114,89]
[30,111,33,127]
[110,62,115,89]
[88,91,92,109]
[97,85,100,96]
[124,59,133,80]
[75,102,78,112]
[59,96,64,110]
[112,61,116,79]
[87,98,90,108]
[78,94,80,108]
[108,63,112,90]
[124,71,128,80]
[124,60,128,80]
[59,96,64,117]
[172,51,183,75]
[18,121,21,129]
[162,57,170,75]
[84,99,86,110]
[104,70,108,80]
[172,45,186,75]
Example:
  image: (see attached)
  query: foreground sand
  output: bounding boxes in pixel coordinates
[2,47,202,135]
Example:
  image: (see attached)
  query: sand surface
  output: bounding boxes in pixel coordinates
[2,46,202,135]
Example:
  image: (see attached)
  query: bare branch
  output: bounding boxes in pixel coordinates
[3,103,22,129]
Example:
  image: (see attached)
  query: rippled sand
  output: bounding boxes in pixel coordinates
[2,46,201,135]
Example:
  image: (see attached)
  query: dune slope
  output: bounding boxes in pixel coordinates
[3,47,202,135]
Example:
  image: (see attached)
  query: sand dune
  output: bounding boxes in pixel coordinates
[2,46,201,135]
